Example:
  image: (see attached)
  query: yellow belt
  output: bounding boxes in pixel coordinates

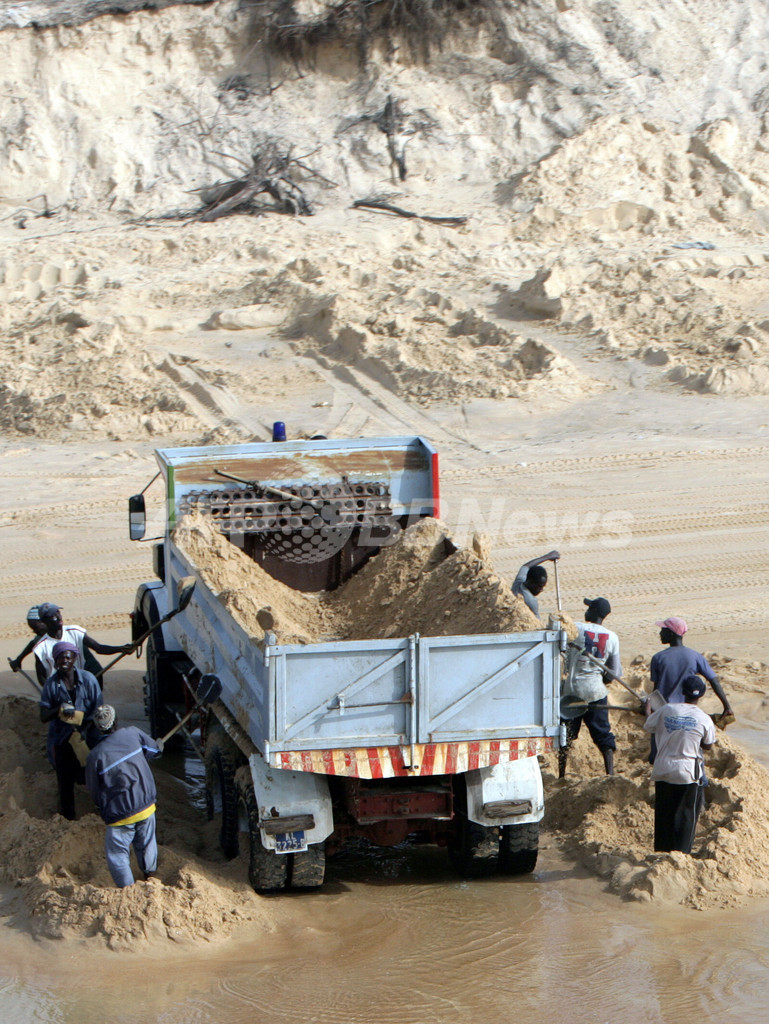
[110,803,156,827]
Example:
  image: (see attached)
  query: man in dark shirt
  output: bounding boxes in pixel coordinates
[648,617,732,762]
[86,705,163,887]
[650,617,732,712]
[38,641,102,819]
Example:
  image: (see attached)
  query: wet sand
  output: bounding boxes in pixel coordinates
[2,843,769,1024]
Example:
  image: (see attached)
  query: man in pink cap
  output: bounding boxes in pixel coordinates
[650,616,733,720]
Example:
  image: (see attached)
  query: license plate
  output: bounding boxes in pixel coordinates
[275,830,307,854]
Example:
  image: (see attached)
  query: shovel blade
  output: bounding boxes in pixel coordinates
[560,694,587,719]
[177,576,196,612]
[196,673,222,705]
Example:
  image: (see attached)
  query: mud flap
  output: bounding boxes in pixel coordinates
[464,756,544,828]
[247,753,334,851]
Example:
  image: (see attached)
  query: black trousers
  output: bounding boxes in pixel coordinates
[654,780,705,853]
[565,697,616,752]
[53,741,85,821]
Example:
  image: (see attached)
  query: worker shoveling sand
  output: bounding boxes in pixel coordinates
[542,655,769,911]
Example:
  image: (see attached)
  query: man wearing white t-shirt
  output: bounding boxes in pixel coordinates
[559,597,622,777]
[644,674,716,854]
[32,602,132,687]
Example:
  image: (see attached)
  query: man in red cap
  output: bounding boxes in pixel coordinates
[38,641,102,820]
[648,617,733,762]
[650,617,732,711]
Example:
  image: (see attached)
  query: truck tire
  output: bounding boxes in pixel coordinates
[289,843,326,890]
[499,822,539,875]
[236,776,287,894]
[448,777,500,878]
[143,634,178,739]
[204,733,241,860]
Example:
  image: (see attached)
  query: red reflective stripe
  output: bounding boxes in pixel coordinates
[445,743,456,775]
[321,749,336,774]
[468,741,480,771]
[300,751,314,772]
[280,752,291,769]
[389,746,406,776]
[368,748,383,779]
[421,743,436,776]
[488,739,500,766]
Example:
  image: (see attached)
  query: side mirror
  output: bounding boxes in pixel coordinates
[129,494,146,541]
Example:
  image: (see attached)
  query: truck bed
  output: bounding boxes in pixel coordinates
[166,542,562,779]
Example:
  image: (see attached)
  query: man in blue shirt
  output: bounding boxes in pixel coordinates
[648,617,733,763]
[650,617,732,712]
[38,640,102,820]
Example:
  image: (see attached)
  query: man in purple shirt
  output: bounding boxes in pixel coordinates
[648,617,733,762]
[650,617,732,712]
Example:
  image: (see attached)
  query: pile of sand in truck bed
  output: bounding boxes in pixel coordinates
[172,512,543,645]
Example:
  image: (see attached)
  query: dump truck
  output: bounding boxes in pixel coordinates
[128,433,565,893]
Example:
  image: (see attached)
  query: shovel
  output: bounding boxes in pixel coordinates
[160,673,222,745]
[553,559,562,613]
[567,642,651,708]
[95,576,197,679]
[6,659,41,694]
[560,694,645,720]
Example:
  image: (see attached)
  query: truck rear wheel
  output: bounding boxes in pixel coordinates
[204,732,240,860]
[289,843,326,890]
[236,775,287,894]
[448,777,500,878]
[499,822,539,875]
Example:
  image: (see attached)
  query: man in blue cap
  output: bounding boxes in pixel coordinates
[644,673,716,853]
[8,606,48,673]
[38,640,102,820]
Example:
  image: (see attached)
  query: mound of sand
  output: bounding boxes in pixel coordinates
[173,512,543,644]
[0,307,199,440]
[285,285,602,406]
[0,698,271,950]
